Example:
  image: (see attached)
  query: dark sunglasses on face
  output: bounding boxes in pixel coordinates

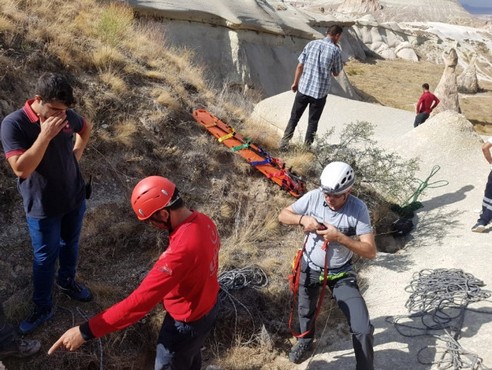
[323,192,345,199]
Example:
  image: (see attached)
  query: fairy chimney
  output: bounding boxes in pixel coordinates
[458,55,479,94]
[433,48,461,115]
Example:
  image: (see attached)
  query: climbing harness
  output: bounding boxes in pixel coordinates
[288,239,329,338]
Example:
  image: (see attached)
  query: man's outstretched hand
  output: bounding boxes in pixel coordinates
[48,326,85,354]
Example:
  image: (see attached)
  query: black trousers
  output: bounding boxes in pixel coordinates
[413,112,429,127]
[478,170,492,226]
[154,299,219,370]
[296,259,374,370]
[280,92,327,148]
[0,305,16,353]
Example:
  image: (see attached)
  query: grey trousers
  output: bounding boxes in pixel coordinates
[296,259,374,370]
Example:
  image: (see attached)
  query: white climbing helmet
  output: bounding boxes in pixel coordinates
[320,161,355,195]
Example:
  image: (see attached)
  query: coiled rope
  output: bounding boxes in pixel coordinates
[387,269,492,369]
[218,265,269,345]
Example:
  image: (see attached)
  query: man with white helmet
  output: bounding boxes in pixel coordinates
[278,161,376,368]
[49,176,221,370]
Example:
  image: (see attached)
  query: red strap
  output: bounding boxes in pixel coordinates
[289,240,329,338]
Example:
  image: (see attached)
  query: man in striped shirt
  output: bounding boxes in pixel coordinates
[279,25,344,151]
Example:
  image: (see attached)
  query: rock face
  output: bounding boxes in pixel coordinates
[351,16,419,61]
[433,48,461,114]
[337,0,382,14]
[127,0,491,99]
[458,55,480,94]
[394,41,418,62]
[307,0,474,23]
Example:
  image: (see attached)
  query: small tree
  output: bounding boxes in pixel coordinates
[314,120,420,207]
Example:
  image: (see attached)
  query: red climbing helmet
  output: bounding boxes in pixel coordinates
[131,176,177,220]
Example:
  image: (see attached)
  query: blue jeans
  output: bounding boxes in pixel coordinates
[154,299,219,370]
[26,201,86,310]
[280,92,327,148]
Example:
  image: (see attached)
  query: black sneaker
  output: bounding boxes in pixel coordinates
[58,278,93,302]
[0,339,41,358]
[19,307,54,335]
[288,340,312,364]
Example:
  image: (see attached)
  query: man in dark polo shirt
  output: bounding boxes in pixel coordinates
[0,73,93,334]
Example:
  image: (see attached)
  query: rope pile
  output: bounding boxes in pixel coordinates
[388,269,492,370]
[218,265,268,292]
[218,265,269,345]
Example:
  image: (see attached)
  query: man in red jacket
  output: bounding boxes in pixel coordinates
[48,176,221,370]
[414,83,440,127]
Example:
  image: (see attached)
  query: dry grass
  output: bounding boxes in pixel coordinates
[95,3,134,47]
[92,45,128,71]
[346,59,443,110]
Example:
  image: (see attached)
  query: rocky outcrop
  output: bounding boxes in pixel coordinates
[127,0,491,99]
[395,41,418,62]
[337,0,383,14]
[305,0,474,24]
[350,16,419,61]
[458,55,480,94]
[433,48,461,114]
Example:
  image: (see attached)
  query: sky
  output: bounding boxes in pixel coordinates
[459,0,492,8]
[459,0,492,14]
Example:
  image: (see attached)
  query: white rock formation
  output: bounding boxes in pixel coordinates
[458,55,480,94]
[350,16,419,61]
[127,0,492,98]
[433,48,461,114]
[337,0,382,14]
[303,0,475,24]
[394,41,418,61]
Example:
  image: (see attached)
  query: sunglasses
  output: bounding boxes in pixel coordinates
[323,192,345,199]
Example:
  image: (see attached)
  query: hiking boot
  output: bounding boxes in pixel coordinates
[57,278,93,302]
[19,307,54,335]
[471,223,486,233]
[288,340,312,364]
[0,339,41,358]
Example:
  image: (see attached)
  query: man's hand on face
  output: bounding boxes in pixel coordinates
[39,111,68,140]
